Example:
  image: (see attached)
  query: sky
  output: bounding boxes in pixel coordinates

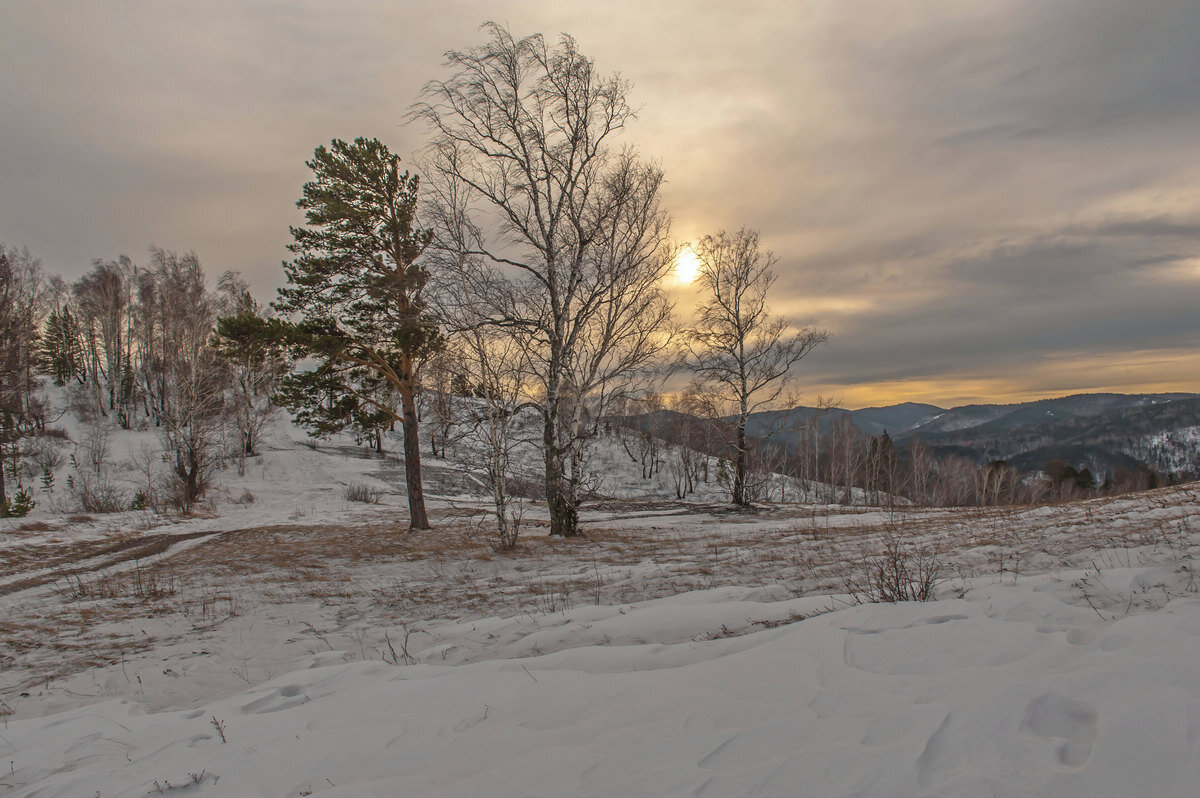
[2,0,1199,409]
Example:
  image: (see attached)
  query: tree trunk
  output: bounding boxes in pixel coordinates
[544,415,578,536]
[175,458,199,512]
[399,359,429,531]
[186,467,198,510]
[0,441,7,508]
[733,418,748,506]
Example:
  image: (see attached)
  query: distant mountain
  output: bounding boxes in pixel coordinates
[623,392,1200,480]
[843,403,946,436]
[787,392,1198,478]
[619,388,1200,475]
[743,402,943,441]
[911,393,1200,476]
[900,393,1196,441]
[898,404,1007,436]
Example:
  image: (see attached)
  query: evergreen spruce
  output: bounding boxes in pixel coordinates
[41,306,83,386]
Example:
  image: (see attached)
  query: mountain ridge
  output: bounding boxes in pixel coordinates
[622,392,1200,479]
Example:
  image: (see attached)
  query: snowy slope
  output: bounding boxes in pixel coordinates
[5,388,1200,796]
[8,569,1200,797]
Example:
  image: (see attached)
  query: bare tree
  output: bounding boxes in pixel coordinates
[827,415,870,505]
[416,23,675,536]
[617,392,665,480]
[672,388,705,494]
[0,250,20,509]
[73,257,131,421]
[907,437,937,506]
[789,397,837,500]
[433,242,538,548]
[130,442,162,508]
[0,245,49,510]
[421,346,462,459]
[153,250,227,511]
[5,246,48,428]
[458,320,530,548]
[686,228,828,506]
[935,454,978,507]
[213,272,287,475]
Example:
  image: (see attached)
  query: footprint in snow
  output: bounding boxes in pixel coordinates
[1021,692,1098,767]
[240,683,309,715]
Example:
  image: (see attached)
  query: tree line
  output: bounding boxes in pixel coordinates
[0,243,287,516]
[613,402,1182,509]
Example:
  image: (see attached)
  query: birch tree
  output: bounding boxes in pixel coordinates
[415,23,675,536]
[153,250,227,511]
[687,228,828,507]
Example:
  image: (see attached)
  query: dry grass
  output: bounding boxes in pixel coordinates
[1,484,1197,703]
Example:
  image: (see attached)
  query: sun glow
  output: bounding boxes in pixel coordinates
[673,247,702,284]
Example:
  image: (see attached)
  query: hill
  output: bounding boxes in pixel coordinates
[4,386,1200,794]
[733,392,1200,479]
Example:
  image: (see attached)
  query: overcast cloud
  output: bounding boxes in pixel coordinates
[2,0,1199,407]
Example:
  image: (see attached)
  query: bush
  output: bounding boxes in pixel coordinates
[75,477,127,514]
[162,468,213,513]
[29,440,65,472]
[1,488,36,518]
[344,482,382,504]
[130,491,150,511]
[840,528,942,604]
[505,475,546,501]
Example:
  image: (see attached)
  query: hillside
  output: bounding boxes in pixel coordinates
[3,392,1200,795]
[730,392,1200,478]
[915,394,1200,476]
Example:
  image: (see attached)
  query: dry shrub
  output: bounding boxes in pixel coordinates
[54,561,178,603]
[839,527,942,604]
[29,439,65,472]
[506,475,546,501]
[345,482,382,504]
[75,477,127,514]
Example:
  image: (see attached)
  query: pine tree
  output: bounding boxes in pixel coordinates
[267,137,438,530]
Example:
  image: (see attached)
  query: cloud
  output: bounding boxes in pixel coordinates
[2,0,1199,406]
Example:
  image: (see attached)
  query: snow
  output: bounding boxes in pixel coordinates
[4,389,1200,795]
[9,571,1200,797]
[1131,425,1200,473]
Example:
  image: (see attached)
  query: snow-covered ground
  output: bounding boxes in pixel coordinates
[3,401,1200,795]
[11,576,1200,797]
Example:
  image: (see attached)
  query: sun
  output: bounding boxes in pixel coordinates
[673,247,702,285]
